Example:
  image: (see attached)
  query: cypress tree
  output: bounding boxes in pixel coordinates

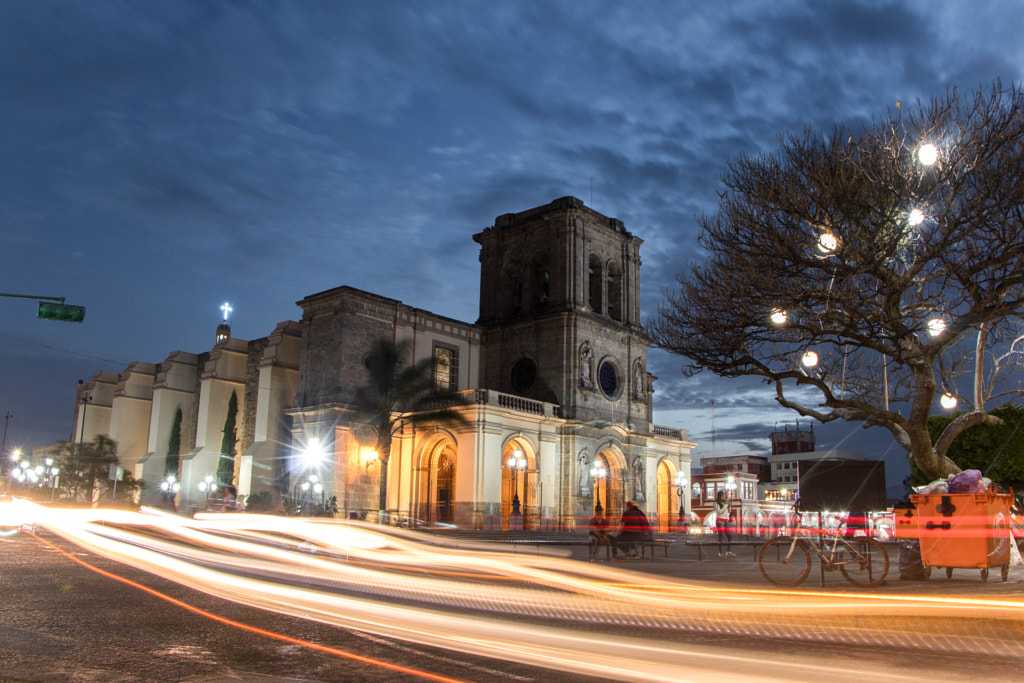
[217,391,238,485]
[165,407,182,479]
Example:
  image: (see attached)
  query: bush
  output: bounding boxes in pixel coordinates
[245,491,276,513]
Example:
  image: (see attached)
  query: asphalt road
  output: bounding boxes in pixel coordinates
[0,530,602,683]
[2,527,1023,683]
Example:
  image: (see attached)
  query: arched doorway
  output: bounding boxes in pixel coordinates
[501,440,534,530]
[436,453,454,523]
[592,448,625,523]
[656,460,672,532]
[417,439,456,526]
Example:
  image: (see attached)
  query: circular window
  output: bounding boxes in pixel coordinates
[598,359,620,398]
[510,358,537,394]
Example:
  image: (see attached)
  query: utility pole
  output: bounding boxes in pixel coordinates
[1,412,11,476]
[75,387,91,502]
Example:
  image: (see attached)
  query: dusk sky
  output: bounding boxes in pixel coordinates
[3,1,1022,489]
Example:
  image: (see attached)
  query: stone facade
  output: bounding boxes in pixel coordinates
[288,197,695,530]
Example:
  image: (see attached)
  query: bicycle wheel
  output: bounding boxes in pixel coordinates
[837,537,889,587]
[758,536,812,587]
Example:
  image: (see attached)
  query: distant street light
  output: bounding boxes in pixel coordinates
[197,474,216,508]
[507,449,527,527]
[940,394,958,410]
[160,474,180,509]
[44,459,60,503]
[590,460,607,514]
[674,471,688,531]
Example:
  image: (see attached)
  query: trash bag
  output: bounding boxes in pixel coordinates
[898,542,926,581]
[947,469,984,494]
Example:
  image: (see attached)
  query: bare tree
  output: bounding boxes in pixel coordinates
[649,82,1024,480]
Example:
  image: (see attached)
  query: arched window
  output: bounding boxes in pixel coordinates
[502,257,524,317]
[606,260,623,321]
[588,254,603,314]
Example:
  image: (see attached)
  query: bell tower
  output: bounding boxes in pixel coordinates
[474,197,652,426]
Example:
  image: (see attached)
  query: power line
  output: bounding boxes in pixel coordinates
[0,328,128,367]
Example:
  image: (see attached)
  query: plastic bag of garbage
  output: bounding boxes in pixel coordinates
[914,477,950,495]
[898,542,926,580]
[947,469,984,494]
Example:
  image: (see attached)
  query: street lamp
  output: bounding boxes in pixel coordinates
[590,460,607,514]
[299,474,324,515]
[160,474,180,508]
[507,449,527,527]
[303,437,324,467]
[197,474,216,509]
[674,471,687,531]
[725,475,737,498]
[44,459,60,503]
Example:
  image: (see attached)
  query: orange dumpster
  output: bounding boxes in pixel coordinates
[892,503,919,540]
[908,490,1013,581]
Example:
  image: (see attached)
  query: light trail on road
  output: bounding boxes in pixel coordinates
[4,498,1023,682]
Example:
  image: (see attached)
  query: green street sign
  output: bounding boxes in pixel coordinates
[38,301,86,323]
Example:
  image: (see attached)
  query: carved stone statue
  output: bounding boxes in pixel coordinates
[633,361,646,401]
[580,341,594,388]
[577,453,591,496]
[632,457,645,502]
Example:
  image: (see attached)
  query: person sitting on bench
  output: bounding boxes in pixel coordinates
[612,501,651,559]
[588,508,611,561]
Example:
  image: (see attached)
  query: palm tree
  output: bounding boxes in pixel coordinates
[350,337,471,521]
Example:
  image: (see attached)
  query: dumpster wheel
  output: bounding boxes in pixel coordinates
[981,567,988,581]
[1002,565,1009,582]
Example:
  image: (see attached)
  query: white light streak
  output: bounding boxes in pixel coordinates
[3,499,1022,682]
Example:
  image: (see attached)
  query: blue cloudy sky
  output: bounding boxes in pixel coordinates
[2,1,1022,487]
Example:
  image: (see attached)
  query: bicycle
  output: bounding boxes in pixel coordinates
[758,513,889,587]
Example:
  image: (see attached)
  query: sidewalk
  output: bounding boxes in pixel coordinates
[485,533,1024,596]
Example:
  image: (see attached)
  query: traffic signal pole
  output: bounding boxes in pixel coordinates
[0,292,86,323]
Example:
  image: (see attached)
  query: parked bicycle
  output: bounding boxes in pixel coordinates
[758,509,889,587]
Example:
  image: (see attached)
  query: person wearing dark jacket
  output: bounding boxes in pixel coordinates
[612,501,651,559]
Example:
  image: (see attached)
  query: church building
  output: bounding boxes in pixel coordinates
[71,197,695,531]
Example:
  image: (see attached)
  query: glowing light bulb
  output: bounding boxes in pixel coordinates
[817,232,838,254]
[801,351,819,367]
[918,143,938,166]
[908,208,925,226]
[927,318,946,337]
[940,394,957,410]
[770,309,788,325]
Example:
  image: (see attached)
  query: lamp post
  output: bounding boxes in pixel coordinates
[75,387,91,502]
[43,459,60,503]
[674,471,688,532]
[725,475,737,498]
[300,474,323,515]
[590,460,607,514]
[507,449,527,530]
[197,474,215,510]
[160,475,180,509]
[1,412,11,477]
